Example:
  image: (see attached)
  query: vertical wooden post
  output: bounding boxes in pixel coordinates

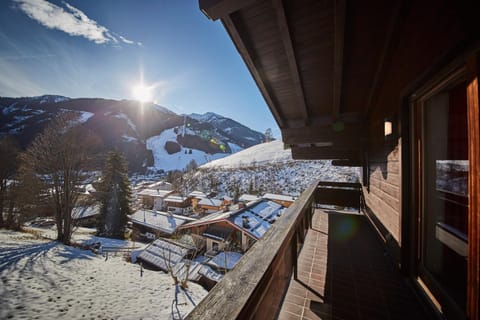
[466,54,480,320]
[292,231,298,280]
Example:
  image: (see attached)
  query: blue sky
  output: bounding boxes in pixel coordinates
[0,0,280,136]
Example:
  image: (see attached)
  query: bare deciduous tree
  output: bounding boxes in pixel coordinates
[18,113,98,244]
[0,136,20,228]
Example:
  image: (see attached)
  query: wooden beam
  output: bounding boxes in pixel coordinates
[222,14,286,128]
[332,159,363,167]
[291,146,361,160]
[272,0,309,125]
[364,0,407,116]
[466,54,480,320]
[199,0,257,20]
[333,0,346,119]
[281,123,366,145]
[285,112,365,129]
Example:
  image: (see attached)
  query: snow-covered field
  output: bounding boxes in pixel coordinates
[0,229,207,320]
[201,140,291,169]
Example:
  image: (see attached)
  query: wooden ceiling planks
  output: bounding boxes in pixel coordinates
[221,14,286,128]
[200,0,402,160]
[272,0,309,125]
[333,0,345,120]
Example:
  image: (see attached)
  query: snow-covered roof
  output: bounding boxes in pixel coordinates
[137,189,173,198]
[179,211,232,229]
[172,260,203,282]
[180,199,286,240]
[188,191,207,198]
[198,264,223,282]
[137,239,190,271]
[128,209,187,235]
[72,205,100,219]
[239,194,260,202]
[207,251,243,271]
[228,200,285,239]
[164,195,188,203]
[262,193,296,203]
[198,198,223,207]
[147,181,172,189]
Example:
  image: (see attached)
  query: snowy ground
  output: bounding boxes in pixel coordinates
[188,140,360,197]
[0,229,207,320]
[146,128,228,171]
[201,140,291,169]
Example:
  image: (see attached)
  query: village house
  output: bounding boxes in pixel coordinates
[164,195,191,215]
[137,188,174,211]
[220,195,233,206]
[196,197,224,214]
[128,209,194,240]
[71,204,100,228]
[188,190,207,211]
[136,238,194,271]
[178,199,287,255]
[262,193,295,208]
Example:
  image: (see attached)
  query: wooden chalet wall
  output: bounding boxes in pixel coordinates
[363,121,402,261]
[362,0,476,265]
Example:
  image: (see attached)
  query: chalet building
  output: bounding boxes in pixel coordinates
[221,195,233,206]
[137,189,173,211]
[196,197,224,214]
[262,193,295,208]
[128,209,194,240]
[164,195,191,215]
[178,199,287,254]
[71,205,100,227]
[188,190,207,210]
[188,1,480,320]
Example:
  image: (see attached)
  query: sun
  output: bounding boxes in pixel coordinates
[132,84,153,102]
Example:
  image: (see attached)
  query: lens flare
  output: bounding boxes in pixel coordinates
[132,84,153,102]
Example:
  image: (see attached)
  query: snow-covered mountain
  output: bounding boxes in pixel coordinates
[188,112,265,148]
[0,95,266,172]
[183,140,361,197]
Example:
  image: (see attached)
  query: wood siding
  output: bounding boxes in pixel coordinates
[364,136,402,244]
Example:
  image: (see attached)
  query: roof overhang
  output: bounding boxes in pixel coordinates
[199,0,408,161]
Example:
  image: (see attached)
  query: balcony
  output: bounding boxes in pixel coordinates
[186,180,429,319]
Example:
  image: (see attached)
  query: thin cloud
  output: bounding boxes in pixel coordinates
[0,53,56,60]
[13,0,137,45]
[118,35,133,45]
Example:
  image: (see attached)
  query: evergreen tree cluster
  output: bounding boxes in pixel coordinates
[96,150,132,239]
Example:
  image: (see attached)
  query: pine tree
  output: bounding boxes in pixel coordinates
[97,150,132,239]
[248,179,254,194]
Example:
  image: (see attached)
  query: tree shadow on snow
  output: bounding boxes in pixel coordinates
[0,240,94,272]
[0,242,57,272]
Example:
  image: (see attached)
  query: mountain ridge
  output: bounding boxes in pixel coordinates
[0,95,266,173]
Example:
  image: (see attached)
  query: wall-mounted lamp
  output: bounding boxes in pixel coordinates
[384,120,393,137]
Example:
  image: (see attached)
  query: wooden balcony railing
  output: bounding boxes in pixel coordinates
[185,180,362,320]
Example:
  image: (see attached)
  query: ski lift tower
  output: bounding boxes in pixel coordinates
[182,114,186,137]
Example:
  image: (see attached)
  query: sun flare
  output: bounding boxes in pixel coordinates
[132,84,153,102]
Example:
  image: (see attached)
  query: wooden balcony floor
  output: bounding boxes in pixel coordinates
[277,209,428,320]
